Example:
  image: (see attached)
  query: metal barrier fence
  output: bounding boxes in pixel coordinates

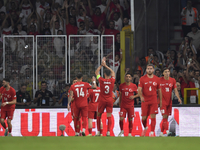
[3,35,34,99]
[2,35,115,101]
[68,35,100,83]
[36,35,67,98]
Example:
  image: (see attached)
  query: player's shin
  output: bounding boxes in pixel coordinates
[142,119,147,129]
[150,118,156,132]
[129,120,133,134]
[119,120,123,131]
[97,116,101,133]
[88,119,92,135]
[82,117,87,136]
[74,117,79,135]
[107,117,111,132]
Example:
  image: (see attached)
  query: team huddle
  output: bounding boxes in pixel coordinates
[67,58,182,137]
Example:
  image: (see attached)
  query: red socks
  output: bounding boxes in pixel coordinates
[151,118,156,132]
[162,118,168,132]
[142,119,147,128]
[88,128,92,134]
[8,128,12,133]
[74,118,78,132]
[119,120,123,131]
[97,116,101,133]
[82,117,87,129]
[107,117,111,131]
[129,120,133,133]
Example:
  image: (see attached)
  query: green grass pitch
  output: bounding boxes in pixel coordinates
[1,137,200,150]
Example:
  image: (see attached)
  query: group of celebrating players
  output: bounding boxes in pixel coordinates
[67,57,182,137]
[0,56,182,137]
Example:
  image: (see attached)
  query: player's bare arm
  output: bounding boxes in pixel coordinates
[174,88,182,104]
[138,87,144,102]
[1,99,16,107]
[102,58,115,78]
[67,90,73,111]
[95,65,102,76]
[129,94,139,100]
[158,88,162,108]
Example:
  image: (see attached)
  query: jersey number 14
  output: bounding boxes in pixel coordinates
[75,88,85,97]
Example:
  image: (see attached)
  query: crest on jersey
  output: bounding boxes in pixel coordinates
[153,82,157,86]
[129,89,133,92]
[7,94,11,98]
[169,83,173,87]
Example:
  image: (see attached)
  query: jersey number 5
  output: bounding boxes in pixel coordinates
[75,88,85,97]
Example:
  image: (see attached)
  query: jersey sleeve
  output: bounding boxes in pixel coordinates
[134,84,138,94]
[173,78,177,89]
[119,84,122,92]
[138,78,143,88]
[85,82,92,89]
[11,88,16,100]
[157,78,161,89]
[111,76,115,82]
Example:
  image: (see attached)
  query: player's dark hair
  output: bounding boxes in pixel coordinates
[126,72,133,77]
[146,64,154,68]
[163,67,169,72]
[104,69,111,76]
[21,83,27,87]
[76,73,83,79]
[41,81,47,85]
[3,78,10,83]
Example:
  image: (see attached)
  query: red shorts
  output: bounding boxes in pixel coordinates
[0,108,15,120]
[160,104,172,116]
[141,102,158,116]
[120,106,134,118]
[88,111,97,119]
[74,106,88,118]
[98,100,113,113]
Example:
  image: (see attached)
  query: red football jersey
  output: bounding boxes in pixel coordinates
[1,86,16,109]
[119,83,138,108]
[98,76,115,102]
[70,81,91,107]
[160,77,177,105]
[88,87,100,111]
[138,74,160,103]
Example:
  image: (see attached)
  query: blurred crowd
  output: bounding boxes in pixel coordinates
[0,0,199,107]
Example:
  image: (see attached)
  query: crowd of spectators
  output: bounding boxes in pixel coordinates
[0,0,131,107]
[0,0,199,107]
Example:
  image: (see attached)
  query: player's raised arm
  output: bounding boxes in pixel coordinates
[102,57,115,78]
[67,90,74,111]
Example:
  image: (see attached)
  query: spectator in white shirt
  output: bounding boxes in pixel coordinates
[0,0,6,13]
[17,23,27,35]
[97,0,107,13]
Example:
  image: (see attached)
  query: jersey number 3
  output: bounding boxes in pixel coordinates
[105,85,109,94]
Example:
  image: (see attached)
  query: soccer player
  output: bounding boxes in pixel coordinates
[159,67,182,136]
[95,57,115,136]
[0,78,17,136]
[118,72,139,137]
[68,73,93,136]
[68,78,77,121]
[87,76,101,136]
[138,64,162,137]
